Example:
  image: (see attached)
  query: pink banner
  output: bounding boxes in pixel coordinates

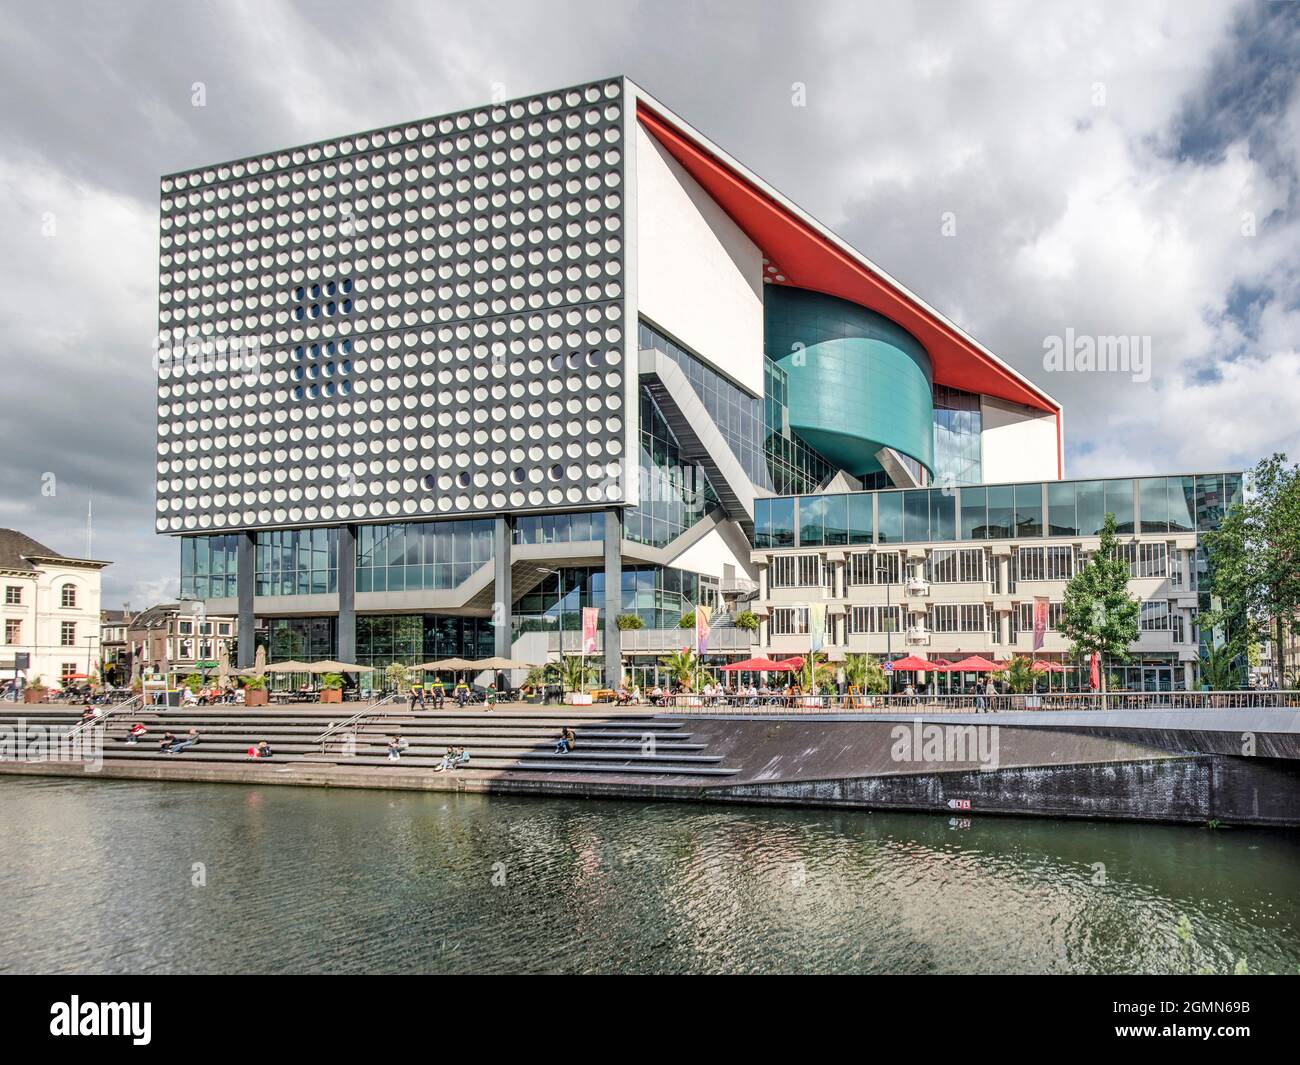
[695,604,712,655]
[581,607,599,656]
[1032,596,1049,652]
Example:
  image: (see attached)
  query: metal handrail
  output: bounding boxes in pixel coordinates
[62,693,145,739]
[656,690,1300,715]
[314,693,400,751]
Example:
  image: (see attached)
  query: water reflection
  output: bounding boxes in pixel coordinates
[0,778,1296,974]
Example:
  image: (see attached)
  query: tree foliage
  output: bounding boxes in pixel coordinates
[843,653,888,694]
[658,648,699,688]
[1058,512,1140,668]
[1201,454,1300,682]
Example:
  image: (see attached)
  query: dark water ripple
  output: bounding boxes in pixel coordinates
[0,778,1297,974]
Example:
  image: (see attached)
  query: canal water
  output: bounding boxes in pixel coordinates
[1,777,1297,975]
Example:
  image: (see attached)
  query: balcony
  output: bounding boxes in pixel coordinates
[906,626,931,645]
[904,577,930,597]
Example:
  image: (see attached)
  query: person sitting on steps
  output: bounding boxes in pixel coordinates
[169,728,200,754]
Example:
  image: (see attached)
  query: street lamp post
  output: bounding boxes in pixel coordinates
[877,555,894,694]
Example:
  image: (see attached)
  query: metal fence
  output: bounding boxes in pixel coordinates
[652,690,1300,715]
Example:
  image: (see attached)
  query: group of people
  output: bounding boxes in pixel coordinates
[144,728,201,754]
[434,746,469,771]
[183,686,241,706]
[407,681,499,711]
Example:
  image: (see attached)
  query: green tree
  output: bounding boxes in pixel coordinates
[658,648,699,688]
[1003,655,1035,694]
[678,611,695,630]
[1057,512,1140,702]
[384,661,410,692]
[733,610,759,632]
[1201,454,1300,686]
[615,613,645,630]
[843,653,888,694]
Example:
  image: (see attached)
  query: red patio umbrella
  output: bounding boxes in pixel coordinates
[721,657,800,672]
[889,655,938,672]
[946,656,1004,672]
[1031,660,1069,672]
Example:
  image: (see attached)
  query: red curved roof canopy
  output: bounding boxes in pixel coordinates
[636,101,1063,476]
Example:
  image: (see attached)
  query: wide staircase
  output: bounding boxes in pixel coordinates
[0,699,738,780]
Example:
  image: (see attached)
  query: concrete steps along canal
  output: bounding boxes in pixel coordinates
[0,704,738,780]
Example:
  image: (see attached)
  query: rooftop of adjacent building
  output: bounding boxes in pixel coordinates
[0,528,111,571]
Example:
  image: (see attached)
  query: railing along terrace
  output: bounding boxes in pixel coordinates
[654,690,1300,715]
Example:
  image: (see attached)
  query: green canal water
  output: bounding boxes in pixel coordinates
[1,776,1297,974]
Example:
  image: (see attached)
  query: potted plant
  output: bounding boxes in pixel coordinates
[615,613,645,630]
[23,675,48,704]
[560,656,596,705]
[678,611,695,629]
[319,672,344,704]
[242,674,268,706]
[734,610,759,632]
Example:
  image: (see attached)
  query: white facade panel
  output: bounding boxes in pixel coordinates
[980,396,1059,483]
[634,123,765,395]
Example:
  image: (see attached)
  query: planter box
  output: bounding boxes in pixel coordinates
[565,692,593,705]
[245,689,268,707]
[23,688,47,704]
[320,688,342,704]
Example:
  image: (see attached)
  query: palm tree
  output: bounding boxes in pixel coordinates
[843,653,888,695]
[1199,643,1242,691]
[658,648,698,689]
[558,656,596,694]
[1004,655,1035,694]
[798,651,838,692]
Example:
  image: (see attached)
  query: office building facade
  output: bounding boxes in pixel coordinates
[158,77,1228,688]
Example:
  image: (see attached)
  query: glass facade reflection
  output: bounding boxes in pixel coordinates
[356,613,496,669]
[512,563,710,636]
[180,534,239,600]
[756,473,1242,547]
[255,528,338,596]
[356,520,493,593]
[932,385,982,485]
[624,386,722,547]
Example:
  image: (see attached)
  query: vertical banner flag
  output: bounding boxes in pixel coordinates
[1032,596,1049,652]
[1089,652,1101,691]
[695,603,712,655]
[808,602,827,653]
[581,607,599,656]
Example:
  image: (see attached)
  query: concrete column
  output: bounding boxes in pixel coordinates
[236,531,255,668]
[759,563,768,600]
[493,515,513,658]
[604,508,623,685]
[998,610,1010,645]
[337,524,356,662]
[759,617,769,648]
[997,555,1010,595]
[1183,661,1195,691]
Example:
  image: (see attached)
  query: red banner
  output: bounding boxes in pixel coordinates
[1089,652,1101,691]
[581,607,599,656]
[1032,596,1049,652]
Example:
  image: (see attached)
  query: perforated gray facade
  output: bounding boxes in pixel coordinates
[155,78,630,535]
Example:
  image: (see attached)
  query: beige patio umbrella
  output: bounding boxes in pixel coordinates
[306,660,375,673]
[472,656,538,670]
[262,660,313,673]
[411,657,479,671]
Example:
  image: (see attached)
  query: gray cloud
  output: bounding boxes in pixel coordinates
[1,0,1297,606]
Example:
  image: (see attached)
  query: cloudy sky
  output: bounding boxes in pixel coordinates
[2,0,1297,607]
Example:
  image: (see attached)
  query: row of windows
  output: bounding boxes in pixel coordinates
[931,604,991,634]
[1015,546,1076,582]
[770,554,829,589]
[756,474,1243,548]
[4,584,81,607]
[512,510,605,546]
[847,605,904,635]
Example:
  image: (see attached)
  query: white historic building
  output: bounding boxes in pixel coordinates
[0,529,109,690]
